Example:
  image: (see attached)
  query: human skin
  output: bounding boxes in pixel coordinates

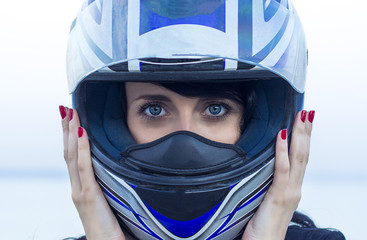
[60,83,314,240]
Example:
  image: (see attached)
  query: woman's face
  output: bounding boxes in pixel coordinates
[126,82,244,144]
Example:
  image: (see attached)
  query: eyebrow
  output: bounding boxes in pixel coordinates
[132,94,172,103]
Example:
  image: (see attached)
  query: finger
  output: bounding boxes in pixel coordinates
[271,129,290,194]
[67,108,82,192]
[77,127,98,191]
[289,110,311,188]
[305,110,315,135]
[60,105,70,161]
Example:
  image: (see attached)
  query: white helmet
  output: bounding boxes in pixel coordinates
[67,0,307,239]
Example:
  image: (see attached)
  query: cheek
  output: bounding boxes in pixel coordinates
[127,116,172,144]
[130,128,163,144]
[204,125,241,144]
[127,113,145,144]
[196,118,242,144]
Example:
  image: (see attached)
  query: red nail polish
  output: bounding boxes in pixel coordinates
[301,110,307,123]
[281,129,287,140]
[308,110,315,123]
[78,127,83,138]
[59,105,66,119]
[68,109,73,121]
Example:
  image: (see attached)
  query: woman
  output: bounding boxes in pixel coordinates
[61,0,345,239]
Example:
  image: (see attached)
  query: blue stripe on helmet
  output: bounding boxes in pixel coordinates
[238,0,253,60]
[207,184,269,239]
[252,11,290,62]
[88,2,103,24]
[140,0,226,35]
[79,19,113,64]
[264,0,281,22]
[145,201,222,238]
[101,185,146,219]
[238,0,291,63]
[101,184,164,239]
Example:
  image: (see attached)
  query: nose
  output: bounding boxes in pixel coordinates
[174,111,197,133]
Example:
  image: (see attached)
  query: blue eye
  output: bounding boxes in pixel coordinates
[145,105,165,116]
[206,104,226,116]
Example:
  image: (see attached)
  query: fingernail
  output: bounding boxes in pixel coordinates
[281,129,287,140]
[68,109,73,121]
[78,127,83,138]
[301,110,307,123]
[59,105,67,119]
[308,110,315,123]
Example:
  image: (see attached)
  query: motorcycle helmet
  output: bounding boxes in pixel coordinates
[67,0,307,239]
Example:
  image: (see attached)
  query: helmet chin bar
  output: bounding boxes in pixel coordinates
[92,153,275,239]
[72,76,304,239]
[118,130,249,223]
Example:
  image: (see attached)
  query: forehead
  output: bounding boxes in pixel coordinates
[125,82,191,104]
[124,82,246,107]
[126,82,175,96]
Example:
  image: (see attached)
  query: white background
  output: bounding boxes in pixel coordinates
[0,0,366,239]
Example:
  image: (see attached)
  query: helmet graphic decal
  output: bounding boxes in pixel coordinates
[140,0,226,35]
[84,0,103,24]
[253,0,289,54]
[252,0,294,66]
[98,178,165,240]
[238,0,294,64]
[206,174,272,239]
[145,202,221,238]
[263,0,283,22]
[126,0,239,71]
[80,0,113,60]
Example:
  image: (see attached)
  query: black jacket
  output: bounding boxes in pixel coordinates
[285,225,345,240]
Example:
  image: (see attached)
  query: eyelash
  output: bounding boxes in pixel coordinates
[137,101,233,121]
[137,102,168,121]
[202,102,232,121]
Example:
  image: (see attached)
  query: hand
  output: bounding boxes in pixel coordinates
[242,110,315,240]
[60,106,125,240]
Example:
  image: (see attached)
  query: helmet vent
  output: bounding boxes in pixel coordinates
[106,58,256,73]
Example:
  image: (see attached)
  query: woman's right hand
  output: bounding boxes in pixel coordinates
[60,106,125,240]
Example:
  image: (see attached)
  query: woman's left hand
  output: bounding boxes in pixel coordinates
[242,110,315,240]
